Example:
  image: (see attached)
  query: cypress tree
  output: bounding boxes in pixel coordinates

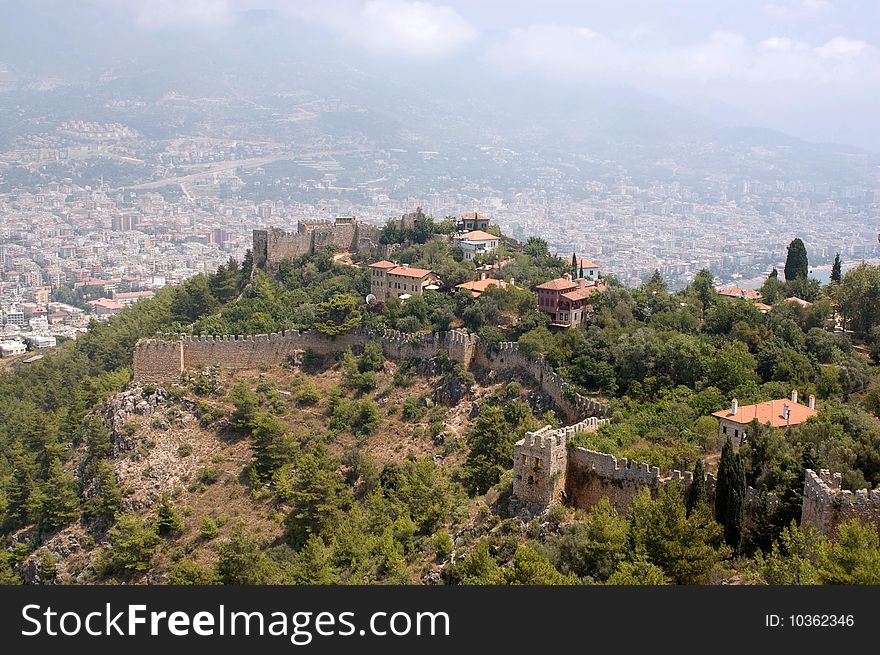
[571,252,578,277]
[715,437,746,550]
[784,238,809,281]
[831,253,842,283]
[686,459,707,516]
[769,267,778,280]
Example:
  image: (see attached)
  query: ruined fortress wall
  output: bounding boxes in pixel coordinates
[801,469,880,535]
[254,222,381,271]
[265,230,313,265]
[132,339,183,384]
[565,448,689,514]
[133,328,478,383]
[475,342,608,422]
[311,222,356,253]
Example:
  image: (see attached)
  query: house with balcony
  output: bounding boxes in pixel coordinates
[536,273,607,329]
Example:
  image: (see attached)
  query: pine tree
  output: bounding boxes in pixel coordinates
[36,458,80,532]
[831,253,842,283]
[715,437,746,550]
[155,495,184,537]
[769,267,778,280]
[784,238,809,281]
[686,459,707,517]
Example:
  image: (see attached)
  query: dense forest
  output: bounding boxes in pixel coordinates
[2,221,880,584]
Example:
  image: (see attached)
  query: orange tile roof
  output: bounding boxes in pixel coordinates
[576,258,599,269]
[460,211,488,220]
[458,230,497,242]
[712,399,817,427]
[755,302,772,313]
[561,287,602,302]
[388,266,433,278]
[719,287,763,301]
[369,260,397,269]
[456,278,506,297]
[536,277,578,291]
[87,298,124,310]
[785,296,813,308]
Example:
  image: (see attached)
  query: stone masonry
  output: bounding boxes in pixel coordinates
[252,217,380,271]
[801,468,880,535]
[132,329,606,424]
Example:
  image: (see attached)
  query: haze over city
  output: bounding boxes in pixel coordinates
[1,0,879,342]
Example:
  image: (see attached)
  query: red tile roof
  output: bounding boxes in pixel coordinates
[712,399,817,427]
[388,266,433,279]
[460,211,488,220]
[369,260,397,269]
[456,278,506,297]
[536,277,578,291]
[719,287,763,301]
[576,258,599,269]
[458,230,497,242]
[785,296,813,308]
[561,287,602,302]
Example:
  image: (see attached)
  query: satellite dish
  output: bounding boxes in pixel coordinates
[365,294,377,305]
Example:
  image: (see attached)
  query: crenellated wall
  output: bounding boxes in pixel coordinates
[253,221,380,271]
[132,328,603,423]
[474,341,609,423]
[564,447,705,514]
[801,469,880,535]
[132,328,478,384]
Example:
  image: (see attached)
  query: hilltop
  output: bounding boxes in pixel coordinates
[2,219,880,585]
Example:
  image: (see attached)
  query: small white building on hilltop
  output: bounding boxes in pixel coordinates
[455,230,499,261]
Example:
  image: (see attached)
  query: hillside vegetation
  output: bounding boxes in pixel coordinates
[3,232,880,585]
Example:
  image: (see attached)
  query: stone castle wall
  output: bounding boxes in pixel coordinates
[801,469,880,535]
[564,447,719,515]
[132,329,599,422]
[132,328,478,384]
[253,221,380,270]
[474,341,609,423]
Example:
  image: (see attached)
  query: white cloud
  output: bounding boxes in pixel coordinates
[486,23,878,85]
[761,0,834,20]
[132,0,235,31]
[285,0,478,58]
[815,36,869,58]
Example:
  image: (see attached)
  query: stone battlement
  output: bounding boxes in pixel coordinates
[133,327,478,384]
[801,468,880,534]
[253,218,380,270]
[475,340,609,423]
[132,325,605,423]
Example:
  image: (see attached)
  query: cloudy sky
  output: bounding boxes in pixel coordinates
[9,1,880,149]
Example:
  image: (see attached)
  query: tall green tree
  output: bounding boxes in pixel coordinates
[629,484,726,584]
[686,459,707,517]
[831,253,842,284]
[715,437,747,550]
[784,238,809,281]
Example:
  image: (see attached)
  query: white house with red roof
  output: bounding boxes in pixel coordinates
[454,230,499,261]
[368,261,439,302]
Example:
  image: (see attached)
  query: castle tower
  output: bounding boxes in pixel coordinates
[513,426,569,508]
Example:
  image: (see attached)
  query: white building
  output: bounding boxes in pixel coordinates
[455,230,499,261]
[0,340,26,358]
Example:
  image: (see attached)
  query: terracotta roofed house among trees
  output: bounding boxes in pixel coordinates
[712,389,817,449]
[369,261,438,302]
